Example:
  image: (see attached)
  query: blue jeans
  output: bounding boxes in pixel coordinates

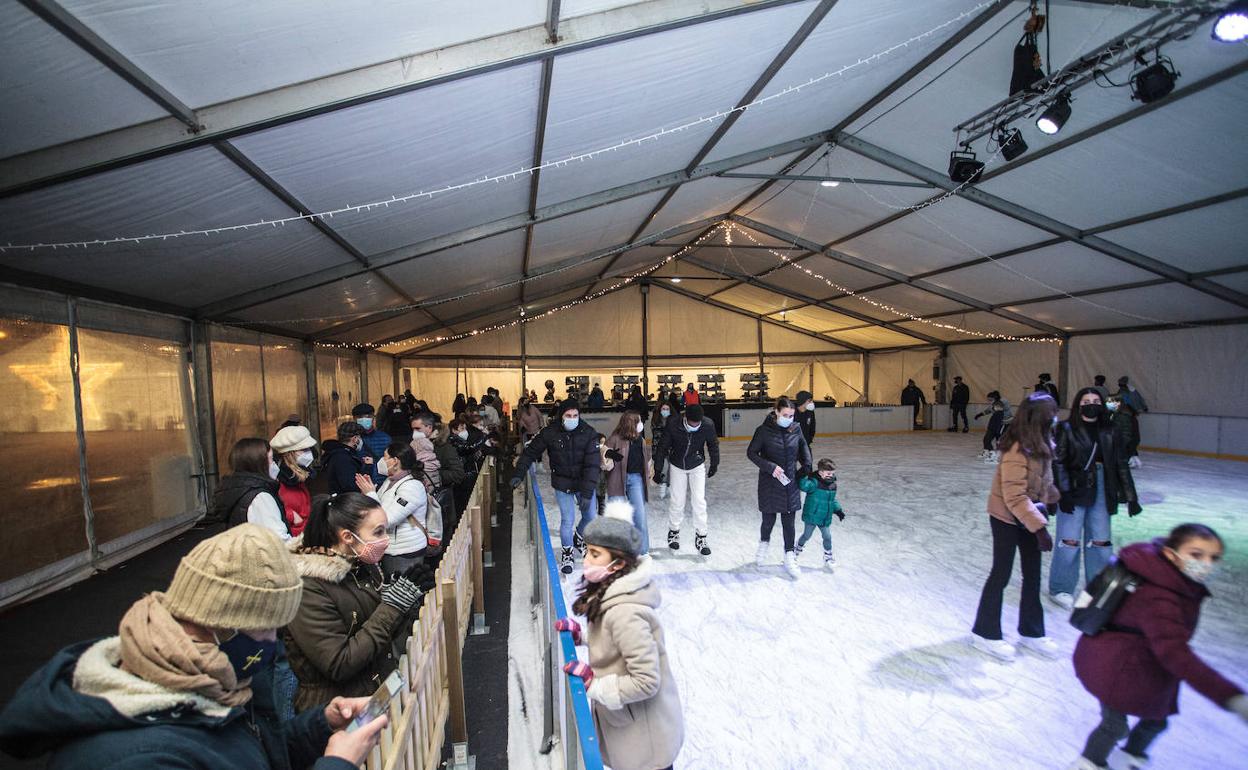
[609,472,649,553]
[555,489,597,547]
[1050,468,1112,596]
[798,522,832,551]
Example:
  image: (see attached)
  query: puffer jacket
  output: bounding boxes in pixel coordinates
[209,472,286,531]
[987,444,1059,532]
[1053,419,1139,515]
[284,542,405,712]
[798,474,842,528]
[746,414,812,514]
[512,420,600,497]
[584,558,683,770]
[653,416,719,472]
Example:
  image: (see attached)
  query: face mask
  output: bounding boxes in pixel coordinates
[457,430,469,441]
[268,460,280,480]
[776,415,794,429]
[1080,403,1105,419]
[348,530,390,564]
[805,403,815,412]
[582,561,618,584]
[563,417,579,431]
[412,430,426,440]
[216,631,278,681]
[660,408,671,418]
[1177,555,1218,584]
[685,421,699,432]
[636,419,644,433]
[357,417,373,431]
[1106,401,1120,413]
[375,456,390,475]
[295,449,315,468]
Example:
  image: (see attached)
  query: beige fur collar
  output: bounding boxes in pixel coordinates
[72,638,231,719]
[287,536,355,583]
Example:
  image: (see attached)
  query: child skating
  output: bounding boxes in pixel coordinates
[794,458,844,570]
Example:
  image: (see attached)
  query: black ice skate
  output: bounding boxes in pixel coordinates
[667,529,680,550]
[560,546,575,575]
[695,533,711,556]
[573,532,586,555]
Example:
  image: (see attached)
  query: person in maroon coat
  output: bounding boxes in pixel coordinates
[1068,524,1248,770]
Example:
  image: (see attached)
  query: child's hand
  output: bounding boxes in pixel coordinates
[563,660,594,686]
[834,510,845,522]
[554,618,583,645]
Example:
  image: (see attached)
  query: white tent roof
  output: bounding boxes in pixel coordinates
[2,0,1245,354]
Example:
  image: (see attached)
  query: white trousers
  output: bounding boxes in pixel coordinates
[667,464,708,535]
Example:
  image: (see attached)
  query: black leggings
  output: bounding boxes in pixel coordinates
[761,511,797,551]
[983,414,1005,451]
[972,516,1045,640]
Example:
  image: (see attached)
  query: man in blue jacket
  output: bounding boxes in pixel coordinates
[352,403,390,484]
[321,421,369,494]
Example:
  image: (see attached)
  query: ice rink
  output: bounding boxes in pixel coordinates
[510,432,1248,770]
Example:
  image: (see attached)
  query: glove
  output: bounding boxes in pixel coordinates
[1128,501,1143,517]
[379,577,422,612]
[510,476,523,489]
[1227,694,1248,724]
[1034,528,1054,553]
[1059,497,1075,514]
[706,465,718,478]
[652,470,664,485]
[604,448,624,462]
[563,660,594,686]
[834,510,845,522]
[1034,502,1048,522]
[554,618,583,645]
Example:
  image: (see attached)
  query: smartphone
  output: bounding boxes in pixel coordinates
[777,471,791,486]
[346,670,404,732]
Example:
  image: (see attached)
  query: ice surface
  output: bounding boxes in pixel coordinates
[509,433,1248,770]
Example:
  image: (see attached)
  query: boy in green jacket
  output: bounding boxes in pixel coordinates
[795,458,844,569]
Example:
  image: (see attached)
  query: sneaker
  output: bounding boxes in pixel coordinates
[783,551,800,579]
[695,533,711,556]
[1110,748,1150,769]
[667,529,680,551]
[1065,759,1103,770]
[559,547,575,575]
[970,634,1016,661]
[1128,455,1142,469]
[823,550,836,569]
[1018,635,1061,658]
[1048,592,1075,610]
[573,532,586,555]
[755,540,770,566]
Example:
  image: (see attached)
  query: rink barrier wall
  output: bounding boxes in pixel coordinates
[526,465,606,770]
[364,460,493,770]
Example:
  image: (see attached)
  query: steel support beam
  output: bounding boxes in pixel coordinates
[1,0,809,197]
[717,173,934,188]
[546,0,562,42]
[17,0,199,129]
[522,58,555,305]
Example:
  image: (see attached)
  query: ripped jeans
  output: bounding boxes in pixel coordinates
[1049,468,1112,596]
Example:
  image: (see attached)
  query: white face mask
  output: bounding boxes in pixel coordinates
[457,430,469,441]
[268,460,280,480]
[412,430,426,440]
[636,419,644,433]
[660,408,671,418]
[375,456,390,475]
[295,449,314,468]
[805,403,815,411]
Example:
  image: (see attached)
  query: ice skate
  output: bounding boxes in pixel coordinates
[986,450,1000,464]
[695,533,711,556]
[970,634,1015,661]
[1018,635,1061,659]
[793,542,804,557]
[667,529,680,551]
[755,540,770,566]
[559,547,575,575]
[783,551,800,579]
[573,532,586,556]
[1128,455,1142,469]
[823,549,836,569]
[947,426,957,432]
[961,427,969,433]
[1065,759,1102,770]
[1109,748,1150,769]
[1048,592,1075,610]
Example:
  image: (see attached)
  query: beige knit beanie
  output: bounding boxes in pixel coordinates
[165,524,303,631]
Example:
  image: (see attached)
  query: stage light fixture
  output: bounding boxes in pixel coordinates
[1130,56,1179,103]
[996,126,1027,162]
[1036,91,1072,135]
[1213,1,1248,42]
[948,148,985,184]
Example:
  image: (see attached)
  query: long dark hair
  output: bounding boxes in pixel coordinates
[303,493,382,549]
[774,395,796,413]
[571,548,639,623]
[1068,386,1109,429]
[998,392,1057,459]
[229,438,270,475]
[385,441,420,471]
[613,410,642,441]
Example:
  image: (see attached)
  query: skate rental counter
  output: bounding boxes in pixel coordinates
[575,404,913,439]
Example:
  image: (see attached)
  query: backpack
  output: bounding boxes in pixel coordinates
[1070,557,1140,636]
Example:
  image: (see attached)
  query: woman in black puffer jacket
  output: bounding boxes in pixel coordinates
[747,396,812,578]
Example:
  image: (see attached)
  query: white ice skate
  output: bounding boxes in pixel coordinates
[1065,759,1101,770]
[1128,455,1142,469]
[1109,748,1151,769]
[1018,635,1061,659]
[755,540,770,566]
[783,551,800,579]
[1048,592,1075,610]
[985,450,1001,464]
[970,634,1015,661]
[823,550,836,569]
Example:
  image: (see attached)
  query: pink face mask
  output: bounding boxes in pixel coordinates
[348,531,390,564]
[582,561,618,583]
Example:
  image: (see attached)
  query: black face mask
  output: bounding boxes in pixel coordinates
[1079,403,1105,420]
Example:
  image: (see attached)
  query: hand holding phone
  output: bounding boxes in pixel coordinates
[346,670,404,733]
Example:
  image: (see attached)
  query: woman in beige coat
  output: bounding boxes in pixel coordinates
[557,513,683,770]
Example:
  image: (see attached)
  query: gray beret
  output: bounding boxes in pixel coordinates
[581,516,643,557]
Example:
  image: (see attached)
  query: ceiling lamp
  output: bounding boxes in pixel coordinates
[1130,55,1180,103]
[820,180,840,188]
[1035,91,1072,135]
[996,126,1028,162]
[1212,1,1248,42]
[948,148,985,184]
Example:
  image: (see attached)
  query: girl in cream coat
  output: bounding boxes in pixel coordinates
[557,505,683,770]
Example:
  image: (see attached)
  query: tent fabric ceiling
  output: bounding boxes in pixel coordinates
[2,0,1246,355]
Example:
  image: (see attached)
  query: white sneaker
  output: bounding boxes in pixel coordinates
[1018,635,1061,658]
[1048,592,1075,610]
[971,634,1016,661]
[755,540,770,566]
[1128,456,1142,469]
[783,551,800,579]
[1066,759,1102,770]
[1110,748,1150,769]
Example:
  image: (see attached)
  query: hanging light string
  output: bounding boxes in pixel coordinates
[0,1,1000,255]
[317,224,728,350]
[725,222,1061,343]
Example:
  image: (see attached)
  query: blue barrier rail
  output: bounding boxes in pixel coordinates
[528,466,605,769]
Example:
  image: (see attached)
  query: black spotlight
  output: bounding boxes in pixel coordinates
[1036,90,1072,135]
[948,148,985,184]
[1130,56,1179,104]
[996,126,1027,162]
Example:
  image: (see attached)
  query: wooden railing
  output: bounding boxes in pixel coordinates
[367,458,494,770]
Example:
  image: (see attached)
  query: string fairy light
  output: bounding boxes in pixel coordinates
[0,1,999,255]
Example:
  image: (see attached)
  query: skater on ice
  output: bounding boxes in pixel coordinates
[746,395,813,578]
[794,458,844,569]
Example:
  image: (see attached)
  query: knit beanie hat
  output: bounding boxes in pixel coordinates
[165,524,303,631]
[583,506,643,557]
[795,390,813,405]
[685,404,704,422]
[270,425,317,454]
[559,399,580,416]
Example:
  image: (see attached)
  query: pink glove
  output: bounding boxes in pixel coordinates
[563,660,594,686]
[554,618,583,645]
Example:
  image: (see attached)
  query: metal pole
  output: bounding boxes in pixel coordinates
[1057,335,1071,407]
[861,352,870,405]
[66,298,99,562]
[192,321,220,497]
[756,317,764,372]
[304,342,321,441]
[258,333,269,432]
[641,284,649,393]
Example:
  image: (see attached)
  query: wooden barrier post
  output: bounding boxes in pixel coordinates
[441,580,474,769]
[471,496,488,636]
[481,466,495,569]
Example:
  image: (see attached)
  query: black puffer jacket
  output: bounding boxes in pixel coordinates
[1053,418,1139,515]
[796,409,816,447]
[512,420,600,497]
[951,382,970,406]
[746,414,812,514]
[208,472,286,530]
[653,417,720,472]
